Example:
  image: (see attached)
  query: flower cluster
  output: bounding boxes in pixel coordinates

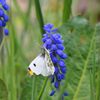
[0,0,9,35]
[42,23,68,97]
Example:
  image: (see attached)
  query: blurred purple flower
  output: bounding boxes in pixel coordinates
[49,90,55,96]
[0,0,9,36]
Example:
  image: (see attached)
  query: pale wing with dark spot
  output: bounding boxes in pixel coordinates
[44,48,55,75]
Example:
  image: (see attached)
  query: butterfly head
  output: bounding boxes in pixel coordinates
[27,67,35,76]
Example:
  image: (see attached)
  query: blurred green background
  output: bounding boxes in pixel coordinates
[0,0,100,100]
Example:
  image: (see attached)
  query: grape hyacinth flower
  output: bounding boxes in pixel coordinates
[0,0,9,36]
[42,23,68,97]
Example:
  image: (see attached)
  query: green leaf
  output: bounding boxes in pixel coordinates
[58,16,95,100]
[0,79,8,100]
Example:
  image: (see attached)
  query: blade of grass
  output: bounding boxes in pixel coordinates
[7,25,17,100]
[13,0,26,22]
[62,0,72,23]
[6,1,17,99]
[24,0,32,30]
[34,0,44,34]
[21,0,33,42]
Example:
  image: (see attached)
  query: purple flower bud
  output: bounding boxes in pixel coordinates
[43,33,48,37]
[2,21,6,27]
[4,28,9,36]
[42,37,47,43]
[46,29,51,33]
[57,73,62,81]
[44,23,53,29]
[0,9,4,16]
[56,50,63,56]
[46,45,51,49]
[48,23,54,29]
[60,67,66,74]
[52,28,58,33]
[54,66,59,74]
[51,75,54,83]
[52,34,62,39]
[44,23,53,32]
[49,90,55,96]
[50,52,53,57]
[56,39,64,44]
[60,53,68,59]
[59,60,65,67]
[0,20,2,27]
[52,34,63,44]
[54,81,59,88]
[0,0,6,5]
[57,44,65,50]
[3,14,9,22]
[51,56,58,63]
[51,44,57,51]
[45,39,52,45]
[61,74,65,79]
[2,3,10,11]
[63,92,68,96]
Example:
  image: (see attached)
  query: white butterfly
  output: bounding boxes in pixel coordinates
[28,47,55,76]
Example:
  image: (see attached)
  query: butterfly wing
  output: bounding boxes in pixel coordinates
[41,48,55,76]
[28,47,55,76]
[28,54,45,75]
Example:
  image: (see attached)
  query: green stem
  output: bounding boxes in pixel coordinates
[21,0,32,42]
[37,78,48,100]
[62,0,72,23]
[34,0,44,34]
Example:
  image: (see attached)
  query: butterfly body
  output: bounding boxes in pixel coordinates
[28,47,55,76]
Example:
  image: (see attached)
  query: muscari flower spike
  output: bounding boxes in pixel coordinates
[42,23,68,97]
[0,0,9,36]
